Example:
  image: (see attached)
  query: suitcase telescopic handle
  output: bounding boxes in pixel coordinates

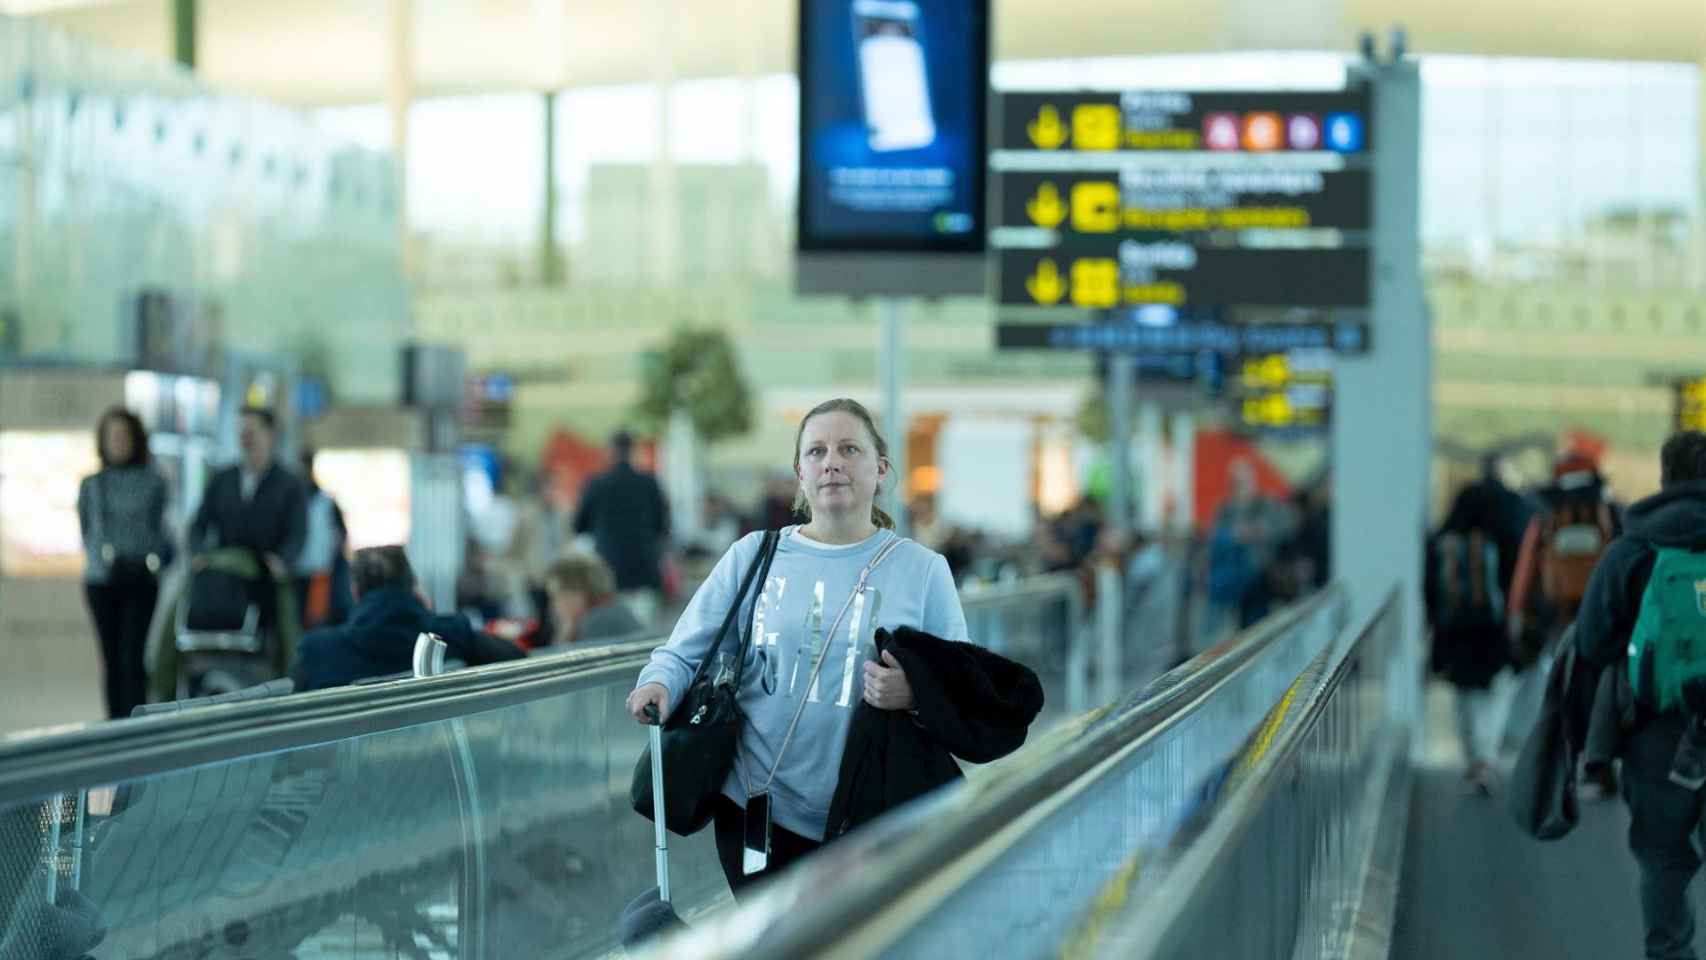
[644,703,669,902]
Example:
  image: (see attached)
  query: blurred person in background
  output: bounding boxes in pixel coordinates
[542,551,645,647]
[293,448,351,631]
[292,546,524,691]
[78,408,173,718]
[1426,480,1514,796]
[188,406,307,628]
[1206,459,1292,636]
[1507,451,1618,665]
[575,431,670,626]
[759,470,800,532]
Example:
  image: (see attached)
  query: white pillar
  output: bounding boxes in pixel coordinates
[1106,355,1135,539]
[1331,59,1428,722]
[880,298,909,536]
[1138,401,1164,534]
[648,0,679,285]
[1170,411,1196,535]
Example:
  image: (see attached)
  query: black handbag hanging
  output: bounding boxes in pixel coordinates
[631,529,780,836]
[1509,642,1581,841]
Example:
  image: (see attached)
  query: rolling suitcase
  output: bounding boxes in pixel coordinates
[618,705,688,950]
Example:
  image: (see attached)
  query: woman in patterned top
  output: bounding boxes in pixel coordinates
[77,408,172,719]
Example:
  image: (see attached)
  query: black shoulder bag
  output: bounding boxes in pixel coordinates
[631,529,780,836]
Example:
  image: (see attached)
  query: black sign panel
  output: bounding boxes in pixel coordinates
[998,248,1368,310]
[993,87,1372,317]
[997,169,1372,238]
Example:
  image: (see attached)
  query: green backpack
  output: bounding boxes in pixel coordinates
[1627,547,1706,712]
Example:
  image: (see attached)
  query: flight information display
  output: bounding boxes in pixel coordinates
[798,0,988,252]
[992,88,1371,310]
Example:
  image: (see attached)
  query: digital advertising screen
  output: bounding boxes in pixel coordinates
[798,0,988,252]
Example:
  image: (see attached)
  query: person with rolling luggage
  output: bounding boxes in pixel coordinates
[623,399,1044,924]
[184,406,308,679]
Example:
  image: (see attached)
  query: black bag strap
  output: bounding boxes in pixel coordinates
[732,532,781,690]
[687,529,780,690]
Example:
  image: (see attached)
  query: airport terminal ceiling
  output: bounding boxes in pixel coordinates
[6,0,1705,105]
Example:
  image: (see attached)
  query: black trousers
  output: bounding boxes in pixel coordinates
[712,795,822,900]
[85,578,159,719]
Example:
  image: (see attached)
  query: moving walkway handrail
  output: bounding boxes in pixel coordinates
[0,573,1087,810]
[1110,588,1399,958]
[644,585,1347,960]
[0,635,664,807]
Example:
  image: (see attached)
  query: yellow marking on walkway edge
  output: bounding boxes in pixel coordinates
[1238,673,1307,776]
[1058,854,1144,960]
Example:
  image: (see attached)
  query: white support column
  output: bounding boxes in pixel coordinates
[1170,411,1196,535]
[1138,401,1164,534]
[1331,59,1428,724]
[648,0,679,285]
[880,298,909,536]
[1106,354,1135,539]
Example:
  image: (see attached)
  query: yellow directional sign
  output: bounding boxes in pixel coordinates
[1071,104,1121,152]
[1026,182,1066,228]
[1026,258,1066,305]
[1071,181,1120,233]
[1069,258,1120,309]
[1027,105,1068,150]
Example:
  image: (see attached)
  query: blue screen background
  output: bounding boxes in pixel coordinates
[801,0,983,248]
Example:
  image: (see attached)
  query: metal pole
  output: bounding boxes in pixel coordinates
[172,0,196,70]
[1107,353,1134,538]
[649,722,671,902]
[880,298,909,536]
[541,90,559,285]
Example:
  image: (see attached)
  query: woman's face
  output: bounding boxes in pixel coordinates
[102,418,135,465]
[797,411,887,521]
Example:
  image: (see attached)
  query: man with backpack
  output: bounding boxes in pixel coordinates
[1573,431,1706,960]
[1509,451,1620,663]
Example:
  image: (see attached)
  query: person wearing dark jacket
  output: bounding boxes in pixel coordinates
[574,431,670,624]
[292,546,524,691]
[189,407,308,571]
[1426,479,1516,794]
[1573,431,1706,960]
[188,407,308,641]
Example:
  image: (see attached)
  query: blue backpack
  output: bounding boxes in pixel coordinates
[1434,530,1503,632]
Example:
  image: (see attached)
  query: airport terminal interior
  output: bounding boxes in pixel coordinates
[2,0,1705,957]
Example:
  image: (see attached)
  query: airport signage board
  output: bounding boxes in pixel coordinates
[992,88,1372,311]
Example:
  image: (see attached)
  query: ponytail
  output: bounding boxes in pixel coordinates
[871,504,896,531]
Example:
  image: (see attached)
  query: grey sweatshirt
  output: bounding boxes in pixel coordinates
[637,526,969,840]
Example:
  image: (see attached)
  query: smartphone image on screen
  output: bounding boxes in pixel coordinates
[852,0,936,152]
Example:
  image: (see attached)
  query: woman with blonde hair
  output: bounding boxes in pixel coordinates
[628,399,1041,898]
